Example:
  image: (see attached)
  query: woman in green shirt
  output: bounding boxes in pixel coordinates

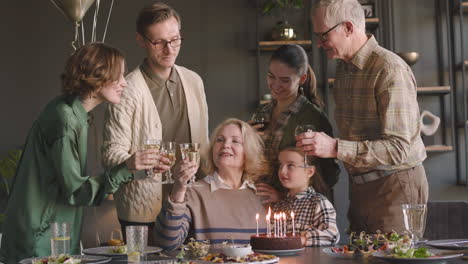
[252,44,340,202]
[0,43,168,263]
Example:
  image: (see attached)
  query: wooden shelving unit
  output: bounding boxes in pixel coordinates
[258,40,312,51]
[417,86,451,94]
[426,145,453,152]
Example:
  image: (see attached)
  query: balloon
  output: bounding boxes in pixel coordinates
[50,0,96,23]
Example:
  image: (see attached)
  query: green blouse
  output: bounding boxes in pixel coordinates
[0,95,133,264]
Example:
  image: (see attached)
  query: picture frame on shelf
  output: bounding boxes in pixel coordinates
[361,4,374,18]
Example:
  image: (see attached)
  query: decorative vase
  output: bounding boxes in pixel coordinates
[271,21,296,41]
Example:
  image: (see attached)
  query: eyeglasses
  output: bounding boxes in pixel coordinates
[313,22,343,43]
[143,35,183,49]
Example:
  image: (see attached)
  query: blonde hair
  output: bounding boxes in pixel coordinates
[278,147,330,195]
[202,118,268,182]
[312,0,366,32]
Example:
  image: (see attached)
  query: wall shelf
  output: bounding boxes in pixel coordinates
[365,18,380,23]
[258,40,312,51]
[417,86,451,94]
[426,145,453,152]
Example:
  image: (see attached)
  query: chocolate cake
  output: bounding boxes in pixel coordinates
[250,233,302,250]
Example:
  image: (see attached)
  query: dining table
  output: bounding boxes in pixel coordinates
[104,246,468,264]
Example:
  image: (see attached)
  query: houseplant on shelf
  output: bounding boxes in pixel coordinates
[261,0,304,41]
[0,149,22,232]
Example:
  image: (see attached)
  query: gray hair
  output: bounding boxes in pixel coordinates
[312,0,365,32]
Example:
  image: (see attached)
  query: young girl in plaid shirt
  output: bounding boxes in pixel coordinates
[272,147,340,246]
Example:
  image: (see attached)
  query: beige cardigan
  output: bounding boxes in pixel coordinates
[102,65,209,222]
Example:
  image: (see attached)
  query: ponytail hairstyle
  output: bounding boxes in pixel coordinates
[270,44,324,108]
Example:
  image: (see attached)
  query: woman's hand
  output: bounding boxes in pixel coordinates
[247,120,265,136]
[255,183,281,204]
[125,149,171,173]
[170,160,199,203]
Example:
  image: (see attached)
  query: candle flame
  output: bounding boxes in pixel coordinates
[291,211,294,218]
[256,213,259,220]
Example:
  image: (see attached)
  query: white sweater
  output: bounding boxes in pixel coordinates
[102,65,209,222]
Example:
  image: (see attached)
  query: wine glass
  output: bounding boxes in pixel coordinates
[294,125,315,167]
[251,112,269,132]
[180,143,201,187]
[402,204,427,247]
[141,139,162,178]
[161,142,176,184]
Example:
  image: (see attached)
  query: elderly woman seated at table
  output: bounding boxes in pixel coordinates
[155,118,268,250]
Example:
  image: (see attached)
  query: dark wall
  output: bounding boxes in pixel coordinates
[1,0,467,244]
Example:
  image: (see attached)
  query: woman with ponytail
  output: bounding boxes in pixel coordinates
[251,44,339,203]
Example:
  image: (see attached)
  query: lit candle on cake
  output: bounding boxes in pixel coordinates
[284,212,287,236]
[279,213,283,237]
[255,213,259,236]
[274,213,278,236]
[266,209,271,236]
[291,211,295,236]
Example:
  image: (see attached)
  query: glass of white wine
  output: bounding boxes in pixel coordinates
[294,125,315,167]
[180,143,201,187]
[161,142,176,184]
[141,139,161,178]
[402,203,427,247]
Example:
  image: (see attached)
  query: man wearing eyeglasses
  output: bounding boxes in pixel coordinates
[102,2,209,245]
[296,0,428,234]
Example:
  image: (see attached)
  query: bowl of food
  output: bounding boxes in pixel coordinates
[221,244,252,257]
[185,239,211,259]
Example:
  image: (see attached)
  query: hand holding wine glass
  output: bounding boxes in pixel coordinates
[170,159,199,202]
[294,125,315,167]
[250,112,269,134]
[161,142,176,184]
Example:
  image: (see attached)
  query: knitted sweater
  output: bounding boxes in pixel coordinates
[154,180,267,250]
[102,65,209,223]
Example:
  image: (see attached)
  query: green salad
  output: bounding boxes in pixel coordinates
[32,254,81,264]
[391,246,433,258]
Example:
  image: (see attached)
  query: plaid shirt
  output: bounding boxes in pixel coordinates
[334,35,426,176]
[272,187,340,246]
[256,95,308,163]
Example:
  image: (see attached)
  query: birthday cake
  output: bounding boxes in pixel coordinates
[250,233,302,250]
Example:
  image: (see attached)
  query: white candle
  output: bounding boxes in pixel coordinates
[266,213,270,236]
[291,212,295,236]
[256,213,259,236]
[267,207,271,236]
[282,212,286,236]
[274,214,278,237]
[278,213,284,236]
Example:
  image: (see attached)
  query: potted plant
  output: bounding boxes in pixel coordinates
[261,0,305,40]
[0,149,22,233]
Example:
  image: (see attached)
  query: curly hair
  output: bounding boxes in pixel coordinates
[136,2,181,36]
[61,42,125,99]
[202,118,268,183]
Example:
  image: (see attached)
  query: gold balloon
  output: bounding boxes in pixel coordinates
[50,0,96,23]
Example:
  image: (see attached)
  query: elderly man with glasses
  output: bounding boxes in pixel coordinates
[296,0,428,234]
[102,2,209,245]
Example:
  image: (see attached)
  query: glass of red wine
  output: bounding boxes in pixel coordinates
[252,112,269,132]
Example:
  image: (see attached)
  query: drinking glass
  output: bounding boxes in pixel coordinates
[251,112,269,132]
[126,225,148,263]
[180,143,201,187]
[402,204,427,247]
[141,139,162,178]
[50,222,71,256]
[294,125,315,167]
[161,142,176,184]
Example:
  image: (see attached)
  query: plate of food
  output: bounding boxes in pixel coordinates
[372,247,463,263]
[426,239,468,250]
[323,231,410,258]
[19,254,111,264]
[82,245,163,258]
[198,252,279,264]
[252,248,304,256]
